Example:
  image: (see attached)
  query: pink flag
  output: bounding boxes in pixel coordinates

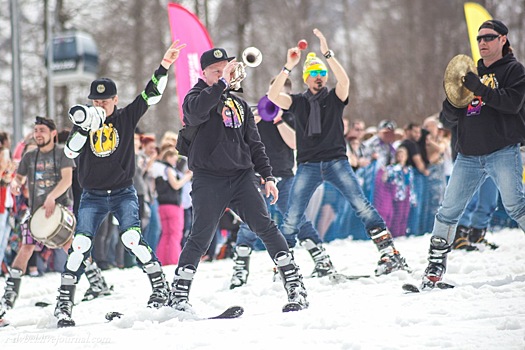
[167,3,213,121]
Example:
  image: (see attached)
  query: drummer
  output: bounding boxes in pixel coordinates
[0,117,108,325]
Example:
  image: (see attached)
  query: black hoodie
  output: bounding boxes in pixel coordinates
[441,53,525,156]
[182,79,272,179]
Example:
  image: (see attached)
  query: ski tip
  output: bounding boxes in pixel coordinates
[105,311,123,321]
[402,283,420,293]
[209,306,244,319]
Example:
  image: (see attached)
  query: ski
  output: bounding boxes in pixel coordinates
[105,305,244,322]
[402,281,455,293]
[328,273,371,283]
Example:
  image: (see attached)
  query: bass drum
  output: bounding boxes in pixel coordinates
[29,203,76,249]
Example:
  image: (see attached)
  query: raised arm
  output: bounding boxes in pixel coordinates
[313,28,350,102]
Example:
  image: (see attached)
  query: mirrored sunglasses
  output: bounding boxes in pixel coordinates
[309,70,327,77]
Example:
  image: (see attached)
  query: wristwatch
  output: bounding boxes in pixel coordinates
[265,176,277,183]
[324,50,334,59]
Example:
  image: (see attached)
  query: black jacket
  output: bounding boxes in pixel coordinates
[73,65,168,190]
[441,53,525,156]
[182,79,272,179]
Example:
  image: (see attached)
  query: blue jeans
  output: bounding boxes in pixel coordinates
[143,199,161,253]
[433,144,525,242]
[458,177,499,229]
[66,186,157,278]
[236,176,319,248]
[281,159,385,247]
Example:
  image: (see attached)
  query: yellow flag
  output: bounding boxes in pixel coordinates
[464,2,493,63]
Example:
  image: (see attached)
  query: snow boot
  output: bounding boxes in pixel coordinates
[423,236,452,289]
[55,274,77,328]
[301,239,336,277]
[452,225,478,251]
[143,261,169,308]
[230,245,252,289]
[168,265,196,313]
[469,228,499,250]
[2,268,22,310]
[82,262,112,301]
[368,227,411,276]
[274,251,308,312]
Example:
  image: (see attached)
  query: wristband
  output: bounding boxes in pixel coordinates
[219,77,228,88]
[265,176,277,183]
[282,67,292,75]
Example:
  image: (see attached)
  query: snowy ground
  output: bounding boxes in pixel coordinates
[1,229,524,350]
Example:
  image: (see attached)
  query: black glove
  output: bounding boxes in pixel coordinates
[463,72,483,94]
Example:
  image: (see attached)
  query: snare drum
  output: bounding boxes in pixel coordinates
[29,203,76,249]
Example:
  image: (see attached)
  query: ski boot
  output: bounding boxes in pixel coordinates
[274,251,308,312]
[143,261,169,308]
[452,225,478,251]
[168,265,196,313]
[469,228,499,250]
[1,268,22,311]
[301,239,336,277]
[230,245,252,289]
[368,227,411,276]
[422,236,451,290]
[82,262,112,301]
[55,274,77,328]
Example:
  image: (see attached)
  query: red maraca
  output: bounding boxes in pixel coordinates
[292,40,308,57]
[297,39,308,50]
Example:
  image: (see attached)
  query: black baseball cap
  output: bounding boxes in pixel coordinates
[35,116,57,130]
[88,78,117,99]
[479,19,510,47]
[200,48,235,70]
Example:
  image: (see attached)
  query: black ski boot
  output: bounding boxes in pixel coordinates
[274,252,308,312]
[422,236,452,289]
[0,268,22,319]
[55,274,77,328]
[452,225,478,251]
[143,261,169,308]
[230,245,252,289]
[83,262,112,301]
[168,265,195,313]
[469,228,499,250]
[368,227,411,276]
[301,239,336,277]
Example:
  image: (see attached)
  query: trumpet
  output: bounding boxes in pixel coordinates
[230,47,262,91]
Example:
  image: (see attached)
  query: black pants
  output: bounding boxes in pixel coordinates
[179,169,289,268]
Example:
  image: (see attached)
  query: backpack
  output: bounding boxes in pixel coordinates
[176,125,200,157]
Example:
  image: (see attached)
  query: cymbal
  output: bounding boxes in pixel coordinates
[443,54,478,108]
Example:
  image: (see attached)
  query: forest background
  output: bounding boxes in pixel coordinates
[1,0,524,140]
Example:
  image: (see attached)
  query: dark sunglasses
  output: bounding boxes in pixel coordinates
[310,70,327,77]
[35,116,56,130]
[476,34,500,43]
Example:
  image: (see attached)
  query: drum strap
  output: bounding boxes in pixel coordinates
[31,146,58,213]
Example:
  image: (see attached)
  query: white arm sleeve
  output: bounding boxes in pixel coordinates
[64,130,88,159]
[68,105,106,131]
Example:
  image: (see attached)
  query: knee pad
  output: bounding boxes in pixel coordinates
[66,235,92,272]
[121,228,152,264]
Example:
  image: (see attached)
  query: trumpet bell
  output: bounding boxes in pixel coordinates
[443,54,478,108]
[242,47,263,68]
[257,95,280,122]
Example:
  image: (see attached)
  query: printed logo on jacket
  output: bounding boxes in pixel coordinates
[90,123,120,157]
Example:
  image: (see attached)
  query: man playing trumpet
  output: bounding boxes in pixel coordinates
[170,48,308,313]
[268,28,411,276]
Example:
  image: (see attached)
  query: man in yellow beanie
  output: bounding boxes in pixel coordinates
[268,28,411,276]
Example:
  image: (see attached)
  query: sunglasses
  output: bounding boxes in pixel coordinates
[476,34,500,43]
[309,70,327,77]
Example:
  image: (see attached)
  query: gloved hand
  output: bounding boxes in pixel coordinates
[463,72,483,94]
[68,105,106,131]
